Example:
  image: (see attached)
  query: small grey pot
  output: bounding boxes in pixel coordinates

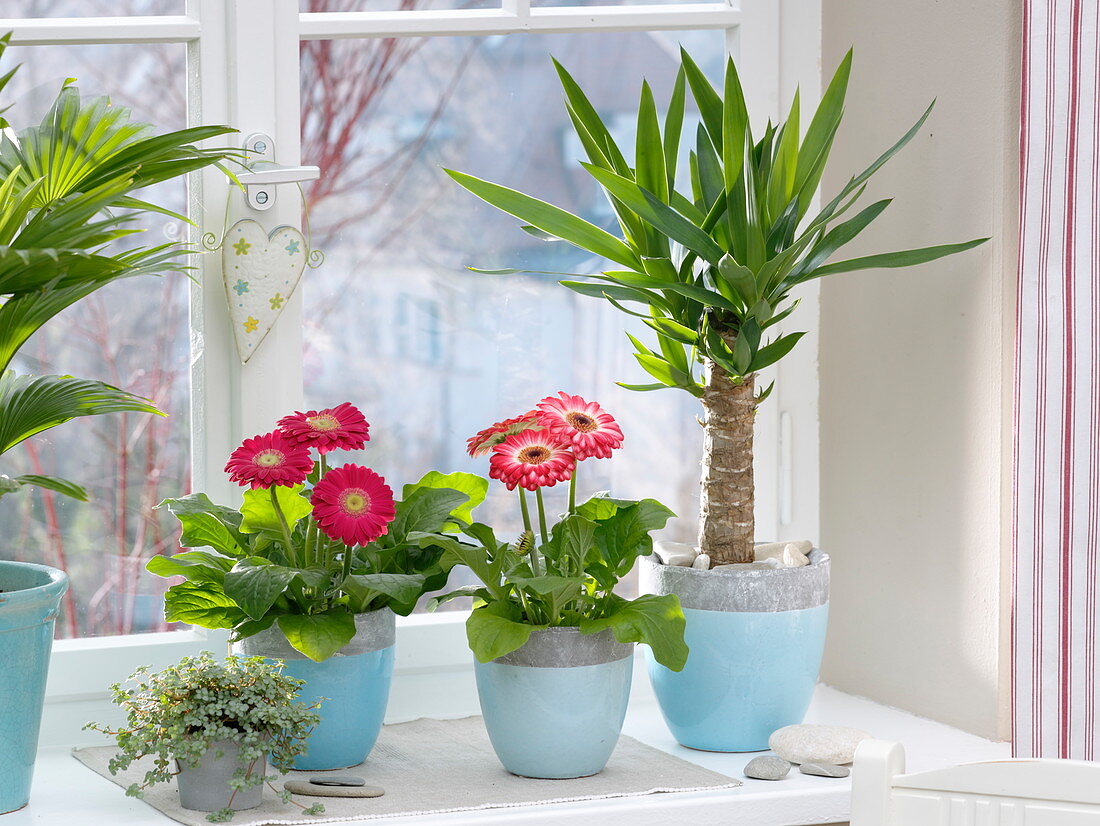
[176,740,266,813]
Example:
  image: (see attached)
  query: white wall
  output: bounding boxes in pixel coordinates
[818,0,1020,740]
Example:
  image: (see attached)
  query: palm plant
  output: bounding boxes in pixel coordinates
[0,33,235,504]
[446,50,987,565]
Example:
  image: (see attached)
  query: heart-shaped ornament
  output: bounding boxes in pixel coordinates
[222,219,308,362]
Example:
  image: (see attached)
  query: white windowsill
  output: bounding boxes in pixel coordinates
[12,677,1007,826]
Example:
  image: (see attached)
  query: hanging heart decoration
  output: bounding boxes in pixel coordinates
[222,219,308,363]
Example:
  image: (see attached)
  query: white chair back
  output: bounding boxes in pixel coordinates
[850,739,1100,825]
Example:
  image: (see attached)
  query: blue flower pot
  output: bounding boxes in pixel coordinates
[237,608,394,770]
[0,561,68,815]
[642,551,829,752]
[474,627,633,779]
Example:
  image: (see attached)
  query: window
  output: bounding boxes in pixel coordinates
[2,0,814,743]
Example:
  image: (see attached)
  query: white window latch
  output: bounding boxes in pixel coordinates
[238,132,319,211]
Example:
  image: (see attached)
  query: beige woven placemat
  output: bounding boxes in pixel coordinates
[73,716,739,825]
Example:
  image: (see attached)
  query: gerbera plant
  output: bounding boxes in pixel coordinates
[147,402,486,661]
[431,392,688,671]
[446,51,988,564]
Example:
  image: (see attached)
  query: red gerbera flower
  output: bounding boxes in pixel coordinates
[535,392,624,460]
[466,411,542,457]
[225,431,314,489]
[489,429,576,491]
[277,402,370,455]
[311,464,396,546]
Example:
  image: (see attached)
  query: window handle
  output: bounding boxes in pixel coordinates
[238,133,319,211]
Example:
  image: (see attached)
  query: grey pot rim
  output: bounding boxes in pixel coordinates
[235,606,396,660]
[643,548,830,613]
[489,626,634,668]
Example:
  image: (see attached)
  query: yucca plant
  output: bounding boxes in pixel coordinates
[0,33,236,504]
[446,50,987,565]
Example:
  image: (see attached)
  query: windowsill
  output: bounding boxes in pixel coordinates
[11,682,1007,826]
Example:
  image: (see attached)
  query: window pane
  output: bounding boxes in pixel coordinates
[300,30,724,606]
[0,0,183,15]
[301,0,500,13]
[0,43,189,638]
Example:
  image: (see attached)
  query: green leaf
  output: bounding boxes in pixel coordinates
[749,331,806,371]
[175,511,246,557]
[146,550,234,585]
[794,49,851,215]
[444,169,642,270]
[801,238,989,281]
[398,472,487,533]
[580,593,688,671]
[721,55,749,194]
[634,352,693,390]
[163,581,246,630]
[636,80,668,204]
[12,473,86,500]
[223,557,298,620]
[663,67,687,192]
[680,48,724,153]
[239,484,312,534]
[580,164,725,265]
[767,90,801,220]
[436,529,509,602]
[575,495,675,576]
[466,601,541,663]
[343,572,426,614]
[277,607,357,662]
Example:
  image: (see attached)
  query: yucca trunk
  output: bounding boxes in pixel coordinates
[699,360,756,565]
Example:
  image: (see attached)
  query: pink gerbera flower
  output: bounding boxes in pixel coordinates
[489,430,576,491]
[466,411,542,457]
[277,402,370,455]
[311,464,396,546]
[535,392,624,460]
[225,431,314,489]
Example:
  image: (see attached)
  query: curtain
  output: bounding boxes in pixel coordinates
[1013,0,1100,759]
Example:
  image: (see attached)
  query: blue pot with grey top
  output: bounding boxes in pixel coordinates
[0,560,68,815]
[642,549,829,752]
[236,608,395,770]
[475,626,633,779]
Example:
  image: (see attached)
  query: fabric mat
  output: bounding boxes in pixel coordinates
[73,715,740,825]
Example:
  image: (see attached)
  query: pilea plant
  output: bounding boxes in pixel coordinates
[85,653,323,823]
[447,51,988,564]
[430,392,688,670]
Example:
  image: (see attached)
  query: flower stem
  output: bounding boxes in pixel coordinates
[518,489,533,534]
[270,486,298,567]
[568,473,577,513]
[535,488,549,545]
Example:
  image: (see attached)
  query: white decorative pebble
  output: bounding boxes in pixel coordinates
[653,540,699,567]
[781,544,810,567]
[743,755,791,781]
[799,762,850,778]
[769,724,872,765]
[691,553,711,571]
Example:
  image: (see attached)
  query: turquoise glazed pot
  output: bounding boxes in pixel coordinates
[237,608,394,770]
[642,550,829,752]
[0,561,68,815]
[475,627,633,779]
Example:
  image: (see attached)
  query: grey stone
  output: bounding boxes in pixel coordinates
[641,549,830,613]
[769,724,871,765]
[691,553,711,571]
[285,780,384,798]
[743,755,791,781]
[309,775,366,787]
[653,541,698,567]
[799,762,850,778]
[493,626,633,668]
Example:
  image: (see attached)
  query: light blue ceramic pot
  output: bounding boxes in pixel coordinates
[0,561,68,815]
[642,550,829,752]
[237,608,394,770]
[475,627,633,779]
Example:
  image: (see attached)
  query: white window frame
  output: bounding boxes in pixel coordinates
[4,0,820,745]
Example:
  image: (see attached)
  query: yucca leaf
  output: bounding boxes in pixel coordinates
[749,331,807,372]
[794,49,852,216]
[13,474,87,501]
[663,67,687,192]
[800,238,989,281]
[721,55,749,194]
[552,58,631,176]
[445,169,643,270]
[680,48,723,153]
[636,81,668,204]
[789,198,892,281]
[767,90,800,221]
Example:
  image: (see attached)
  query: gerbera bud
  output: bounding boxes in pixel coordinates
[535,391,624,460]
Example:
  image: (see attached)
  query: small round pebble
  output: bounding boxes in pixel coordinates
[799,762,850,778]
[769,724,871,765]
[743,755,791,781]
[309,775,366,787]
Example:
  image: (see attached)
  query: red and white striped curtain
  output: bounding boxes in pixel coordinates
[1013,0,1100,759]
